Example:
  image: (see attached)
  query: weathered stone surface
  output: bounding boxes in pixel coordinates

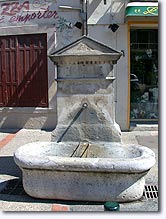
[50,35,122,143]
[49,35,122,65]
[14,142,156,202]
[52,124,121,142]
[51,95,121,142]
[21,168,146,202]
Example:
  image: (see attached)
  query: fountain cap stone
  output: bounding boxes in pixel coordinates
[49,35,122,65]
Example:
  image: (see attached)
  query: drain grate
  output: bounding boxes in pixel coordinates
[0,178,26,195]
[143,185,158,200]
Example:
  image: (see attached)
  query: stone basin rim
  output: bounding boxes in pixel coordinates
[14,142,155,173]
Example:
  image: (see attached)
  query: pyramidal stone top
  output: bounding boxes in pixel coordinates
[49,35,122,65]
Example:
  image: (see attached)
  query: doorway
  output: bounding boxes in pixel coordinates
[0,33,48,107]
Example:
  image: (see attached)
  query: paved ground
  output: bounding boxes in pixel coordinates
[0,128,159,212]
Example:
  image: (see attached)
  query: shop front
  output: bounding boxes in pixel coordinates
[126,0,158,123]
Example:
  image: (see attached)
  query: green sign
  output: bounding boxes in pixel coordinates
[128,0,158,2]
[126,6,158,16]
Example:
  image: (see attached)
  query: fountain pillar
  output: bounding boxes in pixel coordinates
[49,36,122,142]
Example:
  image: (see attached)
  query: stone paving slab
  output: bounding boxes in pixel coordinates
[0,128,159,212]
[0,194,158,212]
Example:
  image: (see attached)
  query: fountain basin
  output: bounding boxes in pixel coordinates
[14,142,155,202]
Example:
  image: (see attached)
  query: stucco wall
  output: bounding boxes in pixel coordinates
[0,0,129,130]
[87,0,129,130]
[0,0,83,130]
[88,24,129,130]
[0,24,57,129]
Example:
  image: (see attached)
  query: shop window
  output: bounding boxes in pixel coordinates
[130,29,158,120]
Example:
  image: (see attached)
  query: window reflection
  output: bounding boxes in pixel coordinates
[130,29,158,120]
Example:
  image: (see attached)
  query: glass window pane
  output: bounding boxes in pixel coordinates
[130,29,158,120]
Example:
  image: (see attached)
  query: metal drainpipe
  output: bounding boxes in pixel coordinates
[82,0,88,36]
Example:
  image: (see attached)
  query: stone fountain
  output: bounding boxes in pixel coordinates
[14,36,155,202]
[51,35,122,143]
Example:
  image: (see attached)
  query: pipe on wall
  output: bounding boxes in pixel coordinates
[82,0,88,35]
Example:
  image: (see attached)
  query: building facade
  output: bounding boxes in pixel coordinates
[0,0,158,130]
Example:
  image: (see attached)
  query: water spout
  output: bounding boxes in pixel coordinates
[56,103,88,143]
[82,102,88,109]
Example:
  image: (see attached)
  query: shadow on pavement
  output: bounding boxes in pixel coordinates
[0,156,21,177]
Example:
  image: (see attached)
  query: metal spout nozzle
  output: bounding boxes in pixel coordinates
[82,103,88,109]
